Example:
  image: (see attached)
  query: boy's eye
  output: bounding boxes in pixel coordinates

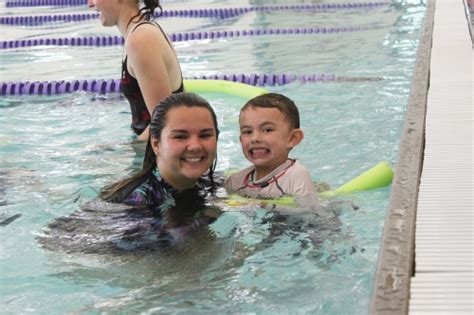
[262,127,274,133]
[240,129,252,135]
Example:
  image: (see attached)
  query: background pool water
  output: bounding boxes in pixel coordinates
[0,0,426,313]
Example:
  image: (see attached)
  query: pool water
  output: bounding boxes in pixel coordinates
[0,0,426,313]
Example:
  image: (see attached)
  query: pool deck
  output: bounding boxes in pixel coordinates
[370,0,473,314]
[408,0,473,313]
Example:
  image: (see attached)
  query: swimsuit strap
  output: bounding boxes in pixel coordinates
[121,21,155,74]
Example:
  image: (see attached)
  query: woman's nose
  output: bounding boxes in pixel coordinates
[87,0,95,8]
[187,136,203,151]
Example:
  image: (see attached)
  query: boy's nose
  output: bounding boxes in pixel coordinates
[87,0,95,8]
[250,132,261,143]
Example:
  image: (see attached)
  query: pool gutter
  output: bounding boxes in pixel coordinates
[369,0,435,313]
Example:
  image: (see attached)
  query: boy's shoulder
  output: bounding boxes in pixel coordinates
[283,159,315,196]
[287,159,311,175]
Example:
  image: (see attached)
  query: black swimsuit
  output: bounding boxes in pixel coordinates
[120,21,184,135]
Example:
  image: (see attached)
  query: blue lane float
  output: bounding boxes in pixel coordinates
[0,26,372,49]
[5,0,87,6]
[5,0,390,9]
[0,0,389,25]
[0,74,338,96]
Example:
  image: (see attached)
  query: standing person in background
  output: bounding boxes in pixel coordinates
[87,0,184,141]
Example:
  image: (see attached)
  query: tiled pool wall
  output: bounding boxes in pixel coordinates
[369,0,435,313]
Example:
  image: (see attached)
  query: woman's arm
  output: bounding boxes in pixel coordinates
[126,24,176,141]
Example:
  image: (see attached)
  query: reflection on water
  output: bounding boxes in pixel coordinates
[37,197,221,254]
[37,189,359,313]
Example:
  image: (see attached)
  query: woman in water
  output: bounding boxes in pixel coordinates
[39,93,221,254]
[101,92,220,205]
[87,0,184,141]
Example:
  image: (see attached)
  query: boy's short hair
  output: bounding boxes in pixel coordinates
[241,93,300,129]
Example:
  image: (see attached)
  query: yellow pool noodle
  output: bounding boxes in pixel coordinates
[319,161,393,198]
[184,79,268,100]
[224,194,297,207]
[224,161,394,205]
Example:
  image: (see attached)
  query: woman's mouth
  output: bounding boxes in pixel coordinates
[182,156,204,163]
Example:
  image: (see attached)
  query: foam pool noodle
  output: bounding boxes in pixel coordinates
[319,161,393,198]
[184,79,268,100]
[223,161,393,206]
[224,194,296,207]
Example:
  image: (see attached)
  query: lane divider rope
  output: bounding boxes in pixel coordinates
[6,0,86,6]
[5,0,189,6]
[0,26,374,49]
[0,74,337,96]
[1,2,389,25]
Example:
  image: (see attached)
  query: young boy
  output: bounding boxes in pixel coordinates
[225,93,315,200]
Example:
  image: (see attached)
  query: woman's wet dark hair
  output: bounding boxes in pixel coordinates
[101,92,220,203]
[128,0,163,27]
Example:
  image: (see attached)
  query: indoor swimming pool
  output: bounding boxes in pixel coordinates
[0,0,426,313]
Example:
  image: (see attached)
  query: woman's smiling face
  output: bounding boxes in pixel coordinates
[88,0,122,27]
[152,106,218,190]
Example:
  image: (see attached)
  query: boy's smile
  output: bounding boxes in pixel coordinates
[248,148,270,158]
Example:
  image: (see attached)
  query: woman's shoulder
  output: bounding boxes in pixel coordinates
[125,22,170,65]
[127,22,164,44]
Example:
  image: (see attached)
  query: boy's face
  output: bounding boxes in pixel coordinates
[239,106,303,178]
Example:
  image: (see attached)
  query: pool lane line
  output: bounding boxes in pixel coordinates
[1,2,390,25]
[0,74,386,96]
[5,0,390,10]
[5,0,86,6]
[0,26,379,49]
[1,75,337,95]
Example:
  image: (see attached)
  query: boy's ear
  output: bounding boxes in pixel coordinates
[288,129,304,149]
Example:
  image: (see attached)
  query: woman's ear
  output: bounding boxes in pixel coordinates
[151,136,160,156]
[288,128,304,149]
